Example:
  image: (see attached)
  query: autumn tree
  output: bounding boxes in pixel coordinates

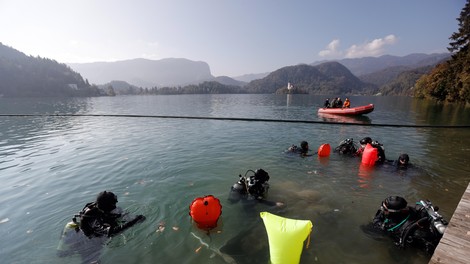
[415,0,470,104]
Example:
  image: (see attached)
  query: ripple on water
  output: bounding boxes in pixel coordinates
[0,95,469,264]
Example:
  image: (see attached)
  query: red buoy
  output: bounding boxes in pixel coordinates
[361,143,378,166]
[189,195,222,229]
[317,143,331,157]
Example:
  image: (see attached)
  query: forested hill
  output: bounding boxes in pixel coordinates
[414,0,470,104]
[0,43,100,97]
[244,62,376,95]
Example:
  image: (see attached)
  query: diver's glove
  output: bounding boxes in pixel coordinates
[134,215,146,223]
[123,215,146,228]
[108,215,146,237]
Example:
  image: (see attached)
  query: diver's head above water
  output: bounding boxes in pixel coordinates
[96,191,118,212]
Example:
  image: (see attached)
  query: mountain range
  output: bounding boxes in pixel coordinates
[318,53,451,76]
[0,42,451,97]
[68,58,215,88]
[68,53,450,90]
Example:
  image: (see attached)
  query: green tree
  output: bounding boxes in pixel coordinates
[106,85,116,96]
[415,0,470,104]
[448,0,470,55]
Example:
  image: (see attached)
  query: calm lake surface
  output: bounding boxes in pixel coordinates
[1,94,469,264]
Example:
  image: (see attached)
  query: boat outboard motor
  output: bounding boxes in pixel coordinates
[418,200,447,235]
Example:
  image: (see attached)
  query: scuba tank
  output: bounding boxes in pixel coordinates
[418,200,447,235]
[228,169,270,202]
[232,175,248,194]
[247,169,270,199]
[57,203,126,255]
[334,138,358,155]
[57,204,90,256]
[398,199,448,252]
[228,174,248,203]
[56,221,83,257]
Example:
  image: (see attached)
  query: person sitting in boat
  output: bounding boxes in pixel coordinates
[394,153,410,169]
[343,98,351,108]
[335,97,343,108]
[323,98,330,108]
[355,137,372,156]
[228,169,283,207]
[361,196,447,255]
[334,138,358,156]
[330,98,338,108]
[287,141,311,156]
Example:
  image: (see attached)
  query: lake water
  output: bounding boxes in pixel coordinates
[1,94,469,264]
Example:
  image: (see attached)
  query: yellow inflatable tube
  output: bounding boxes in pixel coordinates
[260,212,313,264]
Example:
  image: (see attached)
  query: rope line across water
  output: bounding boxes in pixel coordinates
[1,114,470,128]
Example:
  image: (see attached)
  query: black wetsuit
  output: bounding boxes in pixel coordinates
[287,145,310,157]
[228,179,278,209]
[334,139,358,155]
[79,202,144,238]
[376,146,386,163]
[336,99,343,107]
[368,205,443,255]
[57,203,144,264]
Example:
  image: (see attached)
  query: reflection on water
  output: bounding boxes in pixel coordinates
[0,95,469,264]
[287,93,292,107]
[318,113,372,124]
[412,98,470,126]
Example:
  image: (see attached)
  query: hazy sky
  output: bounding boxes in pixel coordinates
[0,0,465,77]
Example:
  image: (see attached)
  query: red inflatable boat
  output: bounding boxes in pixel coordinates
[318,104,374,116]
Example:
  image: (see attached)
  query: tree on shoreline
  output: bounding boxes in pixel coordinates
[414,0,470,104]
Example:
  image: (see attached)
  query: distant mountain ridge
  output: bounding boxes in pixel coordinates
[232,72,270,83]
[67,53,450,89]
[68,58,215,88]
[313,53,451,76]
[1,42,452,97]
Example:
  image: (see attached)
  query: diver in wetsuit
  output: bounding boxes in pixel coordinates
[57,191,146,262]
[357,137,387,163]
[222,169,283,263]
[78,191,146,238]
[334,138,359,156]
[287,141,311,156]
[228,169,282,207]
[371,140,386,164]
[355,137,372,156]
[394,154,410,169]
[362,196,447,255]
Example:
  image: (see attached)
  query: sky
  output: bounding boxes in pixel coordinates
[0,0,466,77]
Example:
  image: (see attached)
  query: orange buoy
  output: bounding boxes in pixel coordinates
[189,195,222,229]
[361,143,378,166]
[317,143,331,157]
